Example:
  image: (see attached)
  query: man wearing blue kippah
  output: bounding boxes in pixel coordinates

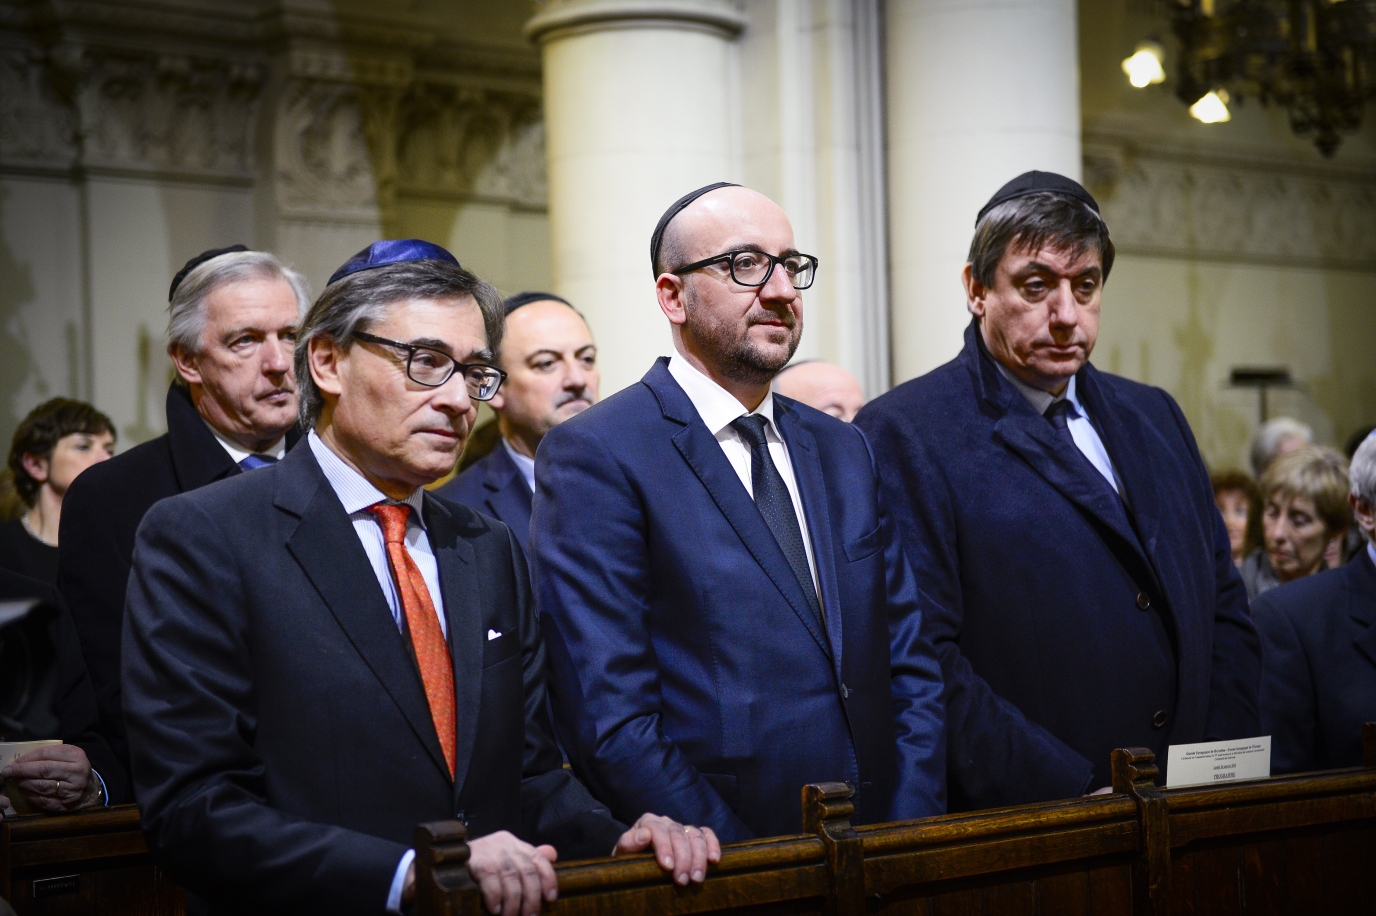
[437,292,599,555]
[121,241,717,916]
[855,172,1263,809]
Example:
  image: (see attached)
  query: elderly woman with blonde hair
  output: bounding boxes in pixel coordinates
[1241,445,1352,601]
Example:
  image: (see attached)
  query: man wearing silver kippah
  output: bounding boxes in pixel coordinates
[58,245,309,772]
[856,171,1262,809]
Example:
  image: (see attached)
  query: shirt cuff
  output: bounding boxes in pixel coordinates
[92,769,109,807]
[387,848,416,914]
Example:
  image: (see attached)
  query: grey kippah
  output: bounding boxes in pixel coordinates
[976,171,1100,226]
[650,182,740,277]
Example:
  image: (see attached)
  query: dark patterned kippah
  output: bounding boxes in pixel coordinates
[327,239,460,287]
[503,291,571,315]
[168,245,249,301]
[975,171,1101,226]
[650,182,740,277]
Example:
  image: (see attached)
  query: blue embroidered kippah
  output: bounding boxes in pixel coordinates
[327,239,461,286]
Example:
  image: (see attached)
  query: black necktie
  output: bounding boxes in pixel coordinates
[730,414,823,629]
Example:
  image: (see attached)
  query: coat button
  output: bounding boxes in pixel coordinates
[1152,710,1168,729]
[1136,592,1151,610]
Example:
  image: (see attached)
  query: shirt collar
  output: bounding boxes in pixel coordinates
[668,352,778,437]
[995,362,1083,419]
[502,437,536,492]
[1368,541,1376,570]
[307,430,427,524]
[205,418,286,466]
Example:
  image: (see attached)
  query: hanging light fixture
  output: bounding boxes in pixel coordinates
[1122,40,1169,87]
[1166,0,1376,156]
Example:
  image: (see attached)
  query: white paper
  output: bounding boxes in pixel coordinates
[1166,736,1271,788]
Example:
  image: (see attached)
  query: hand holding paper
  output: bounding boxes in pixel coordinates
[0,741,99,814]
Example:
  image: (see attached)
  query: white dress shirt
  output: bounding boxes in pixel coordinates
[667,354,820,596]
[307,430,445,914]
[997,364,1125,496]
[206,419,286,466]
[503,437,536,493]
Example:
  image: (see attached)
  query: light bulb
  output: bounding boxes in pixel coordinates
[1189,89,1231,123]
[1121,41,1166,88]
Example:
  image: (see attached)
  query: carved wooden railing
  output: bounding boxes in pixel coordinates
[415,725,1376,916]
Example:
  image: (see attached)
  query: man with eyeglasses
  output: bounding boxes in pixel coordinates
[531,185,947,841]
[121,241,718,916]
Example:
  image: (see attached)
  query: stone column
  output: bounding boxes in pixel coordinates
[526,0,746,396]
[885,0,1082,383]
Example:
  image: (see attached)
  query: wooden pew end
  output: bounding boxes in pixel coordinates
[414,820,477,916]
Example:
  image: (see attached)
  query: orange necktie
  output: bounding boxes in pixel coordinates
[367,503,457,779]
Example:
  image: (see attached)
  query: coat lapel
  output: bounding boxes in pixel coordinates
[644,360,832,658]
[422,494,483,798]
[278,447,452,780]
[1347,551,1376,670]
[775,399,843,665]
[483,449,533,552]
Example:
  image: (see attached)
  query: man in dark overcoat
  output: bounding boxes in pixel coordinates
[855,171,1261,808]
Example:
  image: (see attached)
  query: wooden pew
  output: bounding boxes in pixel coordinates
[0,804,183,916]
[414,729,1376,916]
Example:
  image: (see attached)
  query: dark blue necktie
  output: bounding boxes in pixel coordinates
[730,414,823,629]
[1043,398,1078,447]
[238,454,279,471]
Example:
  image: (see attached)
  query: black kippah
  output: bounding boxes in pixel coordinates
[650,182,740,277]
[503,291,571,315]
[975,171,1100,226]
[169,244,250,301]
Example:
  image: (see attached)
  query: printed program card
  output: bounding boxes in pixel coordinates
[1166,736,1271,788]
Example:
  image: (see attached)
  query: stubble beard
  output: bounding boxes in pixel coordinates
[684,289,801,387]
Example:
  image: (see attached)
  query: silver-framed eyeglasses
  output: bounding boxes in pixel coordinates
[671,249,819,290]
[351,331,506,400]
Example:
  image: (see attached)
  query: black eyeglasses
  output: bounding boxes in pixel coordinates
[671,249,819,290]
[351,331,506,401]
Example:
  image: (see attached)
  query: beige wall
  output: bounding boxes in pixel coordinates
[1081,0,1376,472]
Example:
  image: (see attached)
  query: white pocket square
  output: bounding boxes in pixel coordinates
[487,629,502,641]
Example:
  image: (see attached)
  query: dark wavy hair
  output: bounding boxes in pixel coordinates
[6,398,115,506]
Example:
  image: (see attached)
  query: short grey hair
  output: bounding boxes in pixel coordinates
[167,250,311,356]
[294,259,504,428]
[1249,416,1314,478]
[966,191,1115,293]
[1350,435,1376,542]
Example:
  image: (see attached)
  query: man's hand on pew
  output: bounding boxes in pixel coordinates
[1,744,99,813]
[612,813,721,886]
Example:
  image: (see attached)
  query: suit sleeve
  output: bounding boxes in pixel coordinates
[854,427,947,819]
[1252,593,1317,774]
[1160,390,1262,742]
[506,526,627,858]
[531,421,753,843]
[57,472,131,766]
[52,595,131,803]
[123,498,406,913]
[856,406,1095,807]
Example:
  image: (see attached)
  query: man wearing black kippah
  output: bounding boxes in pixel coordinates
[855,171,1262,808]
[57,246,309,771]
[437,292,599,554]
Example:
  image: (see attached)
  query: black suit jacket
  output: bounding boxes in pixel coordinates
[435,443,533,555]
[1254,549,1376,774]
[0,568,129,803]
[57,384,300,767]
[855,321,1261,808]
[122,443,623,915]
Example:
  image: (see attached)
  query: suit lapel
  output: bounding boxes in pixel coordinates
[1076,367,1164,559]
[1347,552,1376,670]
[279,450,451,780]
[483,450,533,552]
[422,494,483,797]
[644,361,832,658]
[775,401,843,664]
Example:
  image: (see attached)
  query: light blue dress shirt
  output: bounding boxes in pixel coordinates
[997,364,1125,495]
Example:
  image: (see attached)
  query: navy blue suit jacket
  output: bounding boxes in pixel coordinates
[436,443,533,555]
[122,444,622,915]
[531,358,946,843]
[1254,550,1376,774]
[855,322,1260,809]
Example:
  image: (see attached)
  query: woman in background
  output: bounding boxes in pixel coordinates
[0,399,115,583]
[1241,445,1351,601]
[1211,469,1260,568]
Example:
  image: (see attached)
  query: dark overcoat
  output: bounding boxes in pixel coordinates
[855,322,1261,808]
